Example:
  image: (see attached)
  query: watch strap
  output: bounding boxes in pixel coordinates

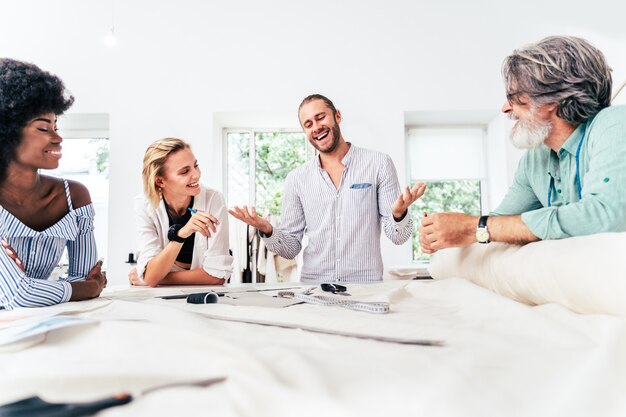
[478,215,489,229]
[168,224,185,243]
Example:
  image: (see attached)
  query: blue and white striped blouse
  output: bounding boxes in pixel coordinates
[0,179,97,310]
[262,144,413,283]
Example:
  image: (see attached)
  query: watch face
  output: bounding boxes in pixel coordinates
[476,228,490,243]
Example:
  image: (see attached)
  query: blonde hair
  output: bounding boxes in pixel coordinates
[142,137,190,208]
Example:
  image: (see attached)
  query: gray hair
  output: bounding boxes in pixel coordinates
[502,36,612,124]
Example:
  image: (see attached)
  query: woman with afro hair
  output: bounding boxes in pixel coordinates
[0,58,106,310]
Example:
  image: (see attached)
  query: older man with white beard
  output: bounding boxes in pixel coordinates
[420,36,626,253]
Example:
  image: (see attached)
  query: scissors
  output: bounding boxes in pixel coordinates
[0,377,225,417]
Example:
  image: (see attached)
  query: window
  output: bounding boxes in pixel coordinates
[409,180,482,261]
[43,138,110,263]
[407,127,486,261]
[225,130,313,215]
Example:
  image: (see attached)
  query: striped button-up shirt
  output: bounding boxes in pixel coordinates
[0,180,97,310]
[263,144,412,283]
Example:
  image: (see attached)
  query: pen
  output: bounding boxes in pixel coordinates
[188,208,216,225]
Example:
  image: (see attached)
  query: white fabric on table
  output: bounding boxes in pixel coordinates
[0,280,625,417]
[429,232,626,316]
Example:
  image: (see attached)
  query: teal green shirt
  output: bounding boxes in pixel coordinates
[492,105,626,240]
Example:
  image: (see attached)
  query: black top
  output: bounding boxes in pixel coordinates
[163,196,195,265]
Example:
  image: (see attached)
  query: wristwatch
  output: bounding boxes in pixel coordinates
[476,215,490,244]
[167,224,185,243]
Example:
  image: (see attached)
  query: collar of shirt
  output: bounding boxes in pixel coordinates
[314,142,356,169]
[558,122,587,158]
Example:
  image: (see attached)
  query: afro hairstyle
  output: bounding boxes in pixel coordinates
[0,58,74,181]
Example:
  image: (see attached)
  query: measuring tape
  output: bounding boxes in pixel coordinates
[278,291,390,314]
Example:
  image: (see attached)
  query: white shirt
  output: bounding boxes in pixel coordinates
[134,185,233,280]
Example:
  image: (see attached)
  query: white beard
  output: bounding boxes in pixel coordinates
[508,108,552,149]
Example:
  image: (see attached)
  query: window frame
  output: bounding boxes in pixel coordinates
[405,125,489,262]
[41,136,110,268]
[222,128,314,208]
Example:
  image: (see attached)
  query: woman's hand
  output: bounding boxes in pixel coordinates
[128,266,146,286]
[179,210,219,239]
[1,239,25,273]
[70,260,106,301]
[87,260,107,288]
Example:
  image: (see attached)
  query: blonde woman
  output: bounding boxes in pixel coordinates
[129,138,232,287]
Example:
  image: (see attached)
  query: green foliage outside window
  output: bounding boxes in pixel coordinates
[411,180,482,261]
[88,138,109,175]
[227,132,309,217]
[255,132,309,216]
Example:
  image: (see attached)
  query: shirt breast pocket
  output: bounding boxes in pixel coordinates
[349,183,375,214]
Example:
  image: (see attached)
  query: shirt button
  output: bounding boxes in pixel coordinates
[557,189,562,194]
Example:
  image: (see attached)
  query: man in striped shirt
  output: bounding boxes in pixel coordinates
[229,94,425,283]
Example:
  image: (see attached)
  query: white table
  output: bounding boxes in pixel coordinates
[1,279,625,417]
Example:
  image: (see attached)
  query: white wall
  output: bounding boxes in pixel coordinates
[486,114,525,209]
[2,0,625,284]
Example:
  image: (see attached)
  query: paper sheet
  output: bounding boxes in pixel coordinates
[0,315,97,351]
